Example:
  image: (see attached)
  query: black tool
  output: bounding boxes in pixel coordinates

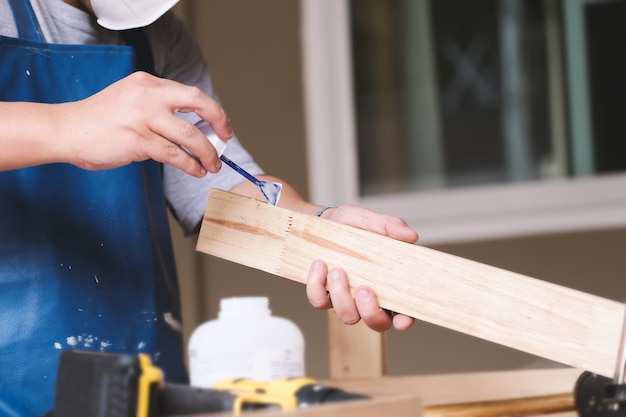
[47,350,368,417]
[575,304,626,417]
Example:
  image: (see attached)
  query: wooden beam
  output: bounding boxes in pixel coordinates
[327,313,387,379]
[196,189,624,377]
[424,393,574,417]
[325,368,581,406]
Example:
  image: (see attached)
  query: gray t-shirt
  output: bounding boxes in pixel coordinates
[0,0,264,233]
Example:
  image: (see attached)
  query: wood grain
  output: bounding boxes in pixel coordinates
[197,189,624,377]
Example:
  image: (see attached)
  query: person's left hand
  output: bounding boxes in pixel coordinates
[305,205,418,332]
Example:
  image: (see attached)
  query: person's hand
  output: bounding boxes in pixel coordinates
[306,205,418,332]
[58,71,233,177]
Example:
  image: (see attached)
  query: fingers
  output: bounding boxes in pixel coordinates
[392,313,415,331]
[140,129,211,178]
[353,287,414,331]
[148,115,222,176]
[306,260,332,309]
[325,205,419,244]
[148,74,233,140]
[168,83,232,140]
[306,260,414,332]
[305,207,418,332]
[142,75,233,174]
[59,72,235,175]
[120,73,233,175]
[326,268,360,325]
[353,287,393,332]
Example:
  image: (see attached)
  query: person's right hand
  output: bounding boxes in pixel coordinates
[59,71,233,177]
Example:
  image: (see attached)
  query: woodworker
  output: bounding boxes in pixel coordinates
[0,0,419,415]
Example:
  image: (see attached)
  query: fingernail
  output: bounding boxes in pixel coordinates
[328,269,343,282]
[312,259,324,272]
[355,288,371,302]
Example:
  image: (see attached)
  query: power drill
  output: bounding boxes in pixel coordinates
[47,350,368,417]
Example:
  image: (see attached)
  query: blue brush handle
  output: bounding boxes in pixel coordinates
[220,155,261,186]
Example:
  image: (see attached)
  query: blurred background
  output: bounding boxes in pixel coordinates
[171,0,626,379]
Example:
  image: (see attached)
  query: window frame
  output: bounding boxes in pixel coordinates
[300,0,626,245]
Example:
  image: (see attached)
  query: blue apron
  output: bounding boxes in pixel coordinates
[0,1,187,416]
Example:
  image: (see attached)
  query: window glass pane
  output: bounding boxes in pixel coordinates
[586,1,626,173]
[349,0,626,196]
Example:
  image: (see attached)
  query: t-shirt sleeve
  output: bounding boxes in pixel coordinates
[147,12,264,233]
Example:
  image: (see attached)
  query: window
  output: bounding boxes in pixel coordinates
[301,0,626,244]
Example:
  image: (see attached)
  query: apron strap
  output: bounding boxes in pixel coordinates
[120,29,157,76]
[7,0,156,77]
[8,0,44,42]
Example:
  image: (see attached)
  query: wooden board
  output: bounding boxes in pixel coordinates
[423,393,573,417]
[197,189,624,377]
[327,368,581,417]
[325,368,581,404]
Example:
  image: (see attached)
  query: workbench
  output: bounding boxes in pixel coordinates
[191,367,580,416]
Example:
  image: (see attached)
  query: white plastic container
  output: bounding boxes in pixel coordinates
[188,296,305,388]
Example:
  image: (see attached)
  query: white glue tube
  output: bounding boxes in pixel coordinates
[196,121,228,157]
[195,120,283,205]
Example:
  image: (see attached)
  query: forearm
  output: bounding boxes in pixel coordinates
[0,101,70,170]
